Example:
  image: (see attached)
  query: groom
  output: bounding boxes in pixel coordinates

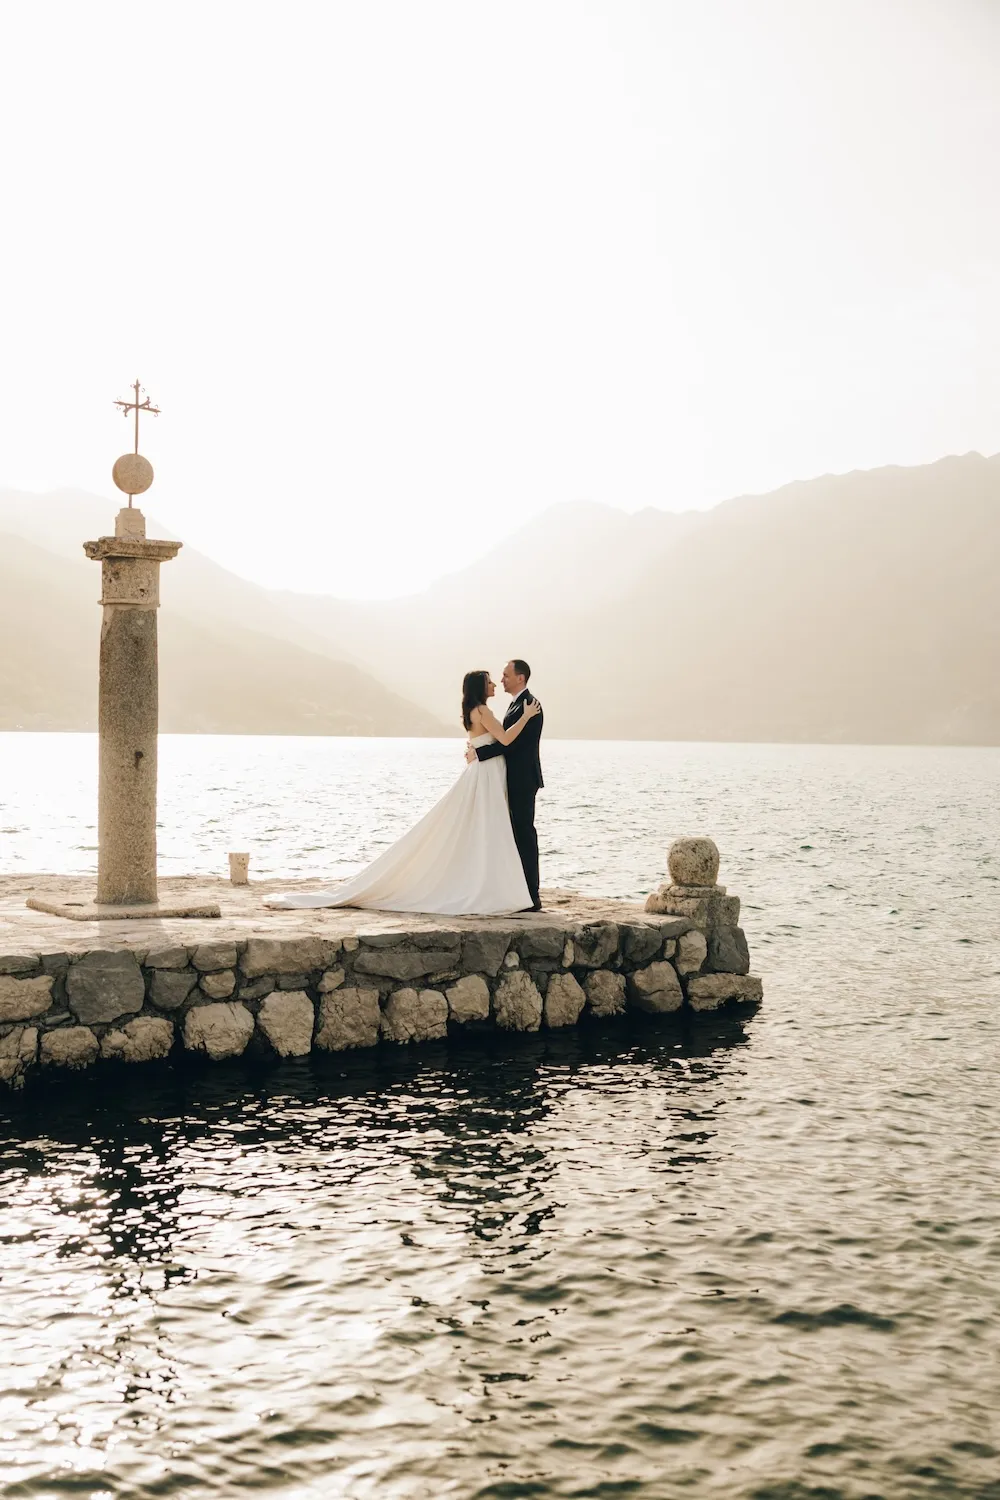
[467,658,544,910]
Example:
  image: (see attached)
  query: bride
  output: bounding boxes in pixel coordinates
[263,670,541,916]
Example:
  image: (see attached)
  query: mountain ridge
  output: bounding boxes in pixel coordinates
[2,452,998,743]
[0,519,450,736]
[262,452,1000,744]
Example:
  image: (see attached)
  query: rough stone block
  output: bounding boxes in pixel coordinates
[675,930,708,976]
[183,1002,255,1060]
[381,988,448,1043]
[258,991,315,1057]
[493,971,542,1032]
[0,954,39,976]
[687,974,763,1011]
[318,967,346,993]
[40,953,70,978]
[342,936,359,952]
[628,961,684,1014]
[242,936,339,978]
[646,888,739,935]
[668,837,720,887]
[412,930,461,952]
[712,894,741,927]
[707,925,750,976]
[354,946,457,982]
[584,970,627,1018]
[0,974,54,1023]
[446,975,490,1024]
[238,977,274,1001]
[648,915,695,939]
[200,970,237,999]
[620,923,666,965]
[544,972,585,1028]
[145,946,190,970]
[562,939,574,967]
[273,972,308,990]
[518,927,566,961]
[101,1017,174,1063]
[503,951,520,969]
[149,968,197,1011]
[572,923,619,969]
[645,887,710,924]
[0,1027,37,1087]
[41,1026,99,1069]
[67,951,144,1025]
[315,987,380,1051]
[192,942,238,973]
[461,931,510,976]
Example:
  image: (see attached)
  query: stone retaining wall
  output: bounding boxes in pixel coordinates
[0,842,762,1090]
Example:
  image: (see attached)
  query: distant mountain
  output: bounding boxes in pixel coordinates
[0,489,376,670]
[558,453,1000,744]
[273,455,1000,744]
[267,501,704,722]
[4,455,999,744]
[0,505,449,735]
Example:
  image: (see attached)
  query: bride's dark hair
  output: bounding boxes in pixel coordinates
[462,670,490,731]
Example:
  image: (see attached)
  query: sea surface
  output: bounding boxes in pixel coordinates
[1,733,998,1499]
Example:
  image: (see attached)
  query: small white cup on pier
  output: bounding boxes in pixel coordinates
[228,852,250,885]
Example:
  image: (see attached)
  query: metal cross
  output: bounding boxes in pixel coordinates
[113,380,160,455]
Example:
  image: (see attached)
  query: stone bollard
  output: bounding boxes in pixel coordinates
[668,836,719,888]
[228,852,250,885]
[645,838,734,929]
[645,837,761,1008]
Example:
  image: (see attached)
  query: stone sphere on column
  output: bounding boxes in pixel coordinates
[668,837,720,888]
[112,453,154,496]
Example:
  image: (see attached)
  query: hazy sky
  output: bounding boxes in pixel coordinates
[2,0,998,597]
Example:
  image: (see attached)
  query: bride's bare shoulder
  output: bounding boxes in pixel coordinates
[471,703,498,732]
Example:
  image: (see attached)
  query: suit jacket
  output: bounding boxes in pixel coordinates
[475,690,544,795]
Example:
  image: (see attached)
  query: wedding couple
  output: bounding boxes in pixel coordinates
[265,659,544,916]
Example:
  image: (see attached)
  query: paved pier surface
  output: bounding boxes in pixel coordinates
[1,875,635,958]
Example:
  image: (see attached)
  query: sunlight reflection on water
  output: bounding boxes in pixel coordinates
[1,734,999,1497]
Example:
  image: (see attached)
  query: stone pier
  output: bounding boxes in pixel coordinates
[0,843,762,1090]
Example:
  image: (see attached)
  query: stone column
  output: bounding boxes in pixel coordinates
[84,507,181,905]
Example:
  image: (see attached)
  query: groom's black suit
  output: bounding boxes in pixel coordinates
[475,689,543,909]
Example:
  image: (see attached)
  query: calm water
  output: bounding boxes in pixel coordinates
[1,734,998,1498]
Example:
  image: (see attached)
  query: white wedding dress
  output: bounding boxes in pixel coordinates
[263,734,531,916]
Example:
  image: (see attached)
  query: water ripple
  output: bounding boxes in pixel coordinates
[0,737,999,1496]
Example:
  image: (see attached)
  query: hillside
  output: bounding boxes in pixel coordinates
[267,501,704,719]
[0,527,448,736]
[266,455,1000,744]
[558,454,1000,744]
[3,454,999,744]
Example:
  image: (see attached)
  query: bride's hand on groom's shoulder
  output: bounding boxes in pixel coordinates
[524,699,542,719]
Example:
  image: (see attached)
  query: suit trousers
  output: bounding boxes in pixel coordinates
[508,786,539,908]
